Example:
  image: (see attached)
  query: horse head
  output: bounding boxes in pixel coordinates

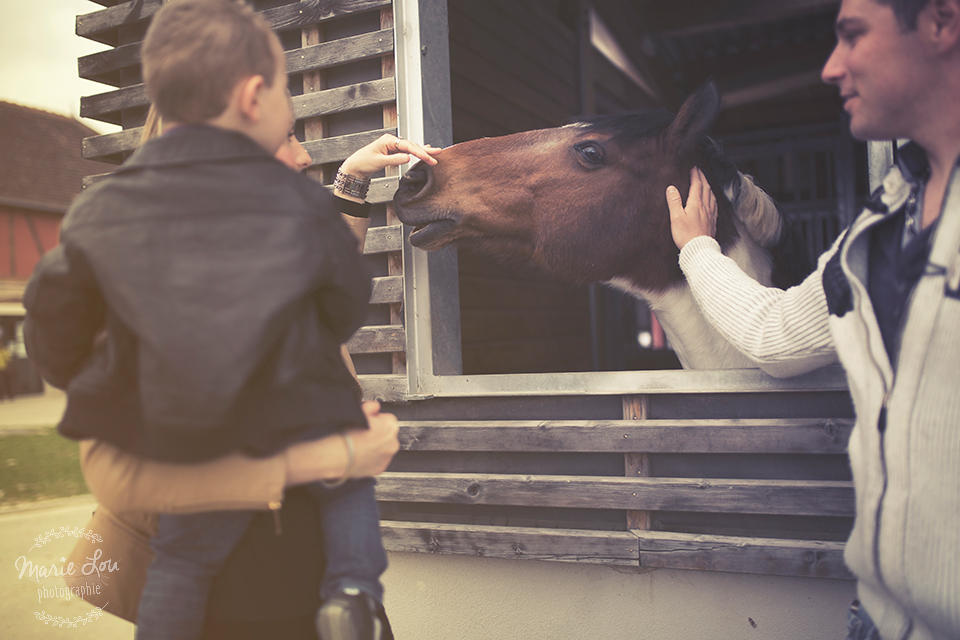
[393,81,811,370]
[394,81,753,292]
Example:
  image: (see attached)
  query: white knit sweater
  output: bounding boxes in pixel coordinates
[678,163,960,640]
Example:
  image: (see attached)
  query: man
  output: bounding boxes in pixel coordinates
[668,1,960,638]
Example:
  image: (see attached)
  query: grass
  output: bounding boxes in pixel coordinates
[0,429,88,506]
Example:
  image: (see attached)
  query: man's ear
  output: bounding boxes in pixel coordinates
[928,0,960,53]
[235,75,267,123]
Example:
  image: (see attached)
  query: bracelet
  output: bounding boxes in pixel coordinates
[334,168,371,200]
[318,433,355,489]
[334,194,371,219]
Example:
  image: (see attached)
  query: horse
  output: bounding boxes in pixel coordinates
[392,81,812,372]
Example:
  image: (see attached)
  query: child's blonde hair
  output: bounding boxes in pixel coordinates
[141,0,281,124]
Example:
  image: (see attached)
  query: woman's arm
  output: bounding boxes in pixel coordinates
[82,402,399,515]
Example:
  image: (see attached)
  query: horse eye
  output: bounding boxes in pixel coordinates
[575,142,605,167]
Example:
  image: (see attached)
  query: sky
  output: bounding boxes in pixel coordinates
[0,0,119,134]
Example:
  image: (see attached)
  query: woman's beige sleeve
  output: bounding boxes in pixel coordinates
[79,440,286,515]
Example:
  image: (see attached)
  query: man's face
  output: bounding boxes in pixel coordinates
[821,0,933,141]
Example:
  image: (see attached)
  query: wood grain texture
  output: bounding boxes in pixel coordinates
[376,472,855,517]
[396,419,854,453]
[381,521,639,566]
[635,530,854,579]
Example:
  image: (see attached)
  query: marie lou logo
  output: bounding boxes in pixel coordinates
[13,526,119,628]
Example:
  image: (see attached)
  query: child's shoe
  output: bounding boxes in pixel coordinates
[316,587,382,640]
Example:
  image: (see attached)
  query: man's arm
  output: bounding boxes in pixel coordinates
[668,168,838,377]
[23,245,105,389]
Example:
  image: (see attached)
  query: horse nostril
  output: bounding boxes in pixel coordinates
[395,162,432,203]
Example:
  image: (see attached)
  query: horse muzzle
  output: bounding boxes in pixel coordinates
[393,161,434,208]
[393,161,460,249]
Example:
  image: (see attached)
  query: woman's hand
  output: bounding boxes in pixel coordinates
[667,167,717,250]
[347,401,400,477]
[284,401,399,486]
[339,134,441,179]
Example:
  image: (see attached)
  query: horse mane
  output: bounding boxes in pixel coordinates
[726,173,783,247]
[576,109,675,145]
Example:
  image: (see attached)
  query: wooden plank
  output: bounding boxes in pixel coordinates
[262,0,391,31]
[77,0,392,46]
[364,177,399,205]
[362,223,402,254]
[381,4,405,378]
[80,84,147,123]
[287,29,394,75]
[358,374,407,402]
[624,396,651,531]
[346,325,405,354]
[76,0,163,47]
[634,530,854,580]
[302,128,396,166]
[80,124,400,166]
[81,127,141,163]
[78,42,139,87]
[82,173,112,188]
[292,78,396,120]
[381,521,638,566]
[396,419,854,454]
[376,473,855,517]
[370,275,403,305]
[80,30,395,122]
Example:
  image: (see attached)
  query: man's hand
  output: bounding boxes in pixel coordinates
[668,167,718,250]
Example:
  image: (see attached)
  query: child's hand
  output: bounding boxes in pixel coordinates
[339,134,441,179]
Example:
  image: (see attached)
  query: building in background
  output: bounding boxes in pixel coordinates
[0,100,104,394]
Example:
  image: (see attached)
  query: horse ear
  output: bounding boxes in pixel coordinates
[664,79,721,159]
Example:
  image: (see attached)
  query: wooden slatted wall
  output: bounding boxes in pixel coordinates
[380,388,856,579]
[76,0,406,400]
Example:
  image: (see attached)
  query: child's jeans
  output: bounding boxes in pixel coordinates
[135,477,386,640]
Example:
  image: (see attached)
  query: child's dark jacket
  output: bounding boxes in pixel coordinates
[24,126,372,463]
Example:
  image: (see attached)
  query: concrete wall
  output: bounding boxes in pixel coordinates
[384,552,856,640]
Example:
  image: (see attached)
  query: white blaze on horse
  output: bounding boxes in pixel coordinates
[392,81,811,372]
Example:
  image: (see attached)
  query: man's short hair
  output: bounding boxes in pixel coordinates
[142,0,281,124]
[873,0,932,30]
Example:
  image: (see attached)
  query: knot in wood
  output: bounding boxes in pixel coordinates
[466,483,481,497]
[822,420,838,438]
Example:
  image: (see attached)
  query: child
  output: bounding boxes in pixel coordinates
[23,1,437,639]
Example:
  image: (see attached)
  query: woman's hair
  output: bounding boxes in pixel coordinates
[141,104,163,145]
[141,0,280,124]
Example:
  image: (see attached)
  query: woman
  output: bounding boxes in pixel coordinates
[67,104,440,639]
